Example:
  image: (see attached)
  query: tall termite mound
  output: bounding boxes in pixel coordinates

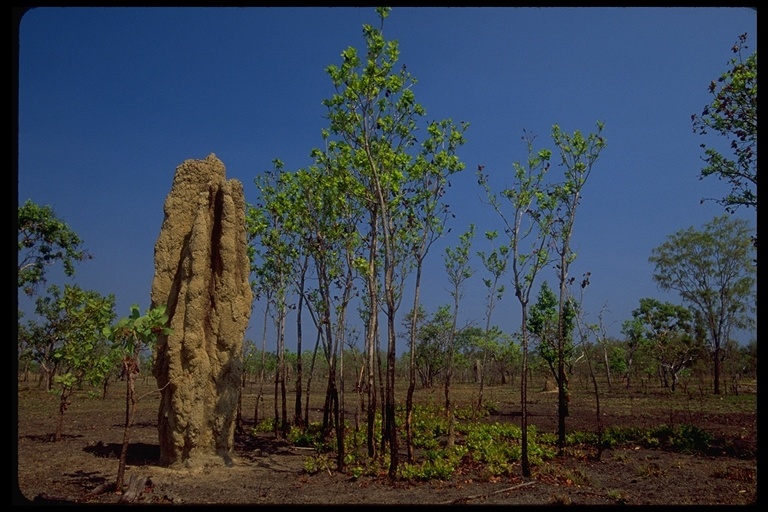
[151,153,252,468]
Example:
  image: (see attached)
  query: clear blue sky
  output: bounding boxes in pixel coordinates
[16,7,757,352]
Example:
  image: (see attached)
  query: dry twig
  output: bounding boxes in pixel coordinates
[443,480,537,504]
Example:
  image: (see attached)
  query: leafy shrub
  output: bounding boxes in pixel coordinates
[398,445,467,480]
[287,422,326,448]
[410,405,448,450]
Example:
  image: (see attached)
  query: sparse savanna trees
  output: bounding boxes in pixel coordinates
[21,284,116,440]
[442,225,475,450]
[548,122,607,452]
[649,214,755,395]
[314,6,468,476]
[247,7,468,477]
[621,298,706,392]
[476,130,556,477]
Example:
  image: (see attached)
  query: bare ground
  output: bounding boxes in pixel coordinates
[15,379,758,506]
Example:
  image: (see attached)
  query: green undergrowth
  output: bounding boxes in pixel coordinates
[251,404,717,482]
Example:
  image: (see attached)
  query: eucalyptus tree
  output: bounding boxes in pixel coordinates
[320,7,467,476]
[528,281,577,383]
[649,214,755,394]
[548,121,606,452]
[476,131,556,476]
[619,316,647,390]
[569,274,609,460]
[442,224,475,448]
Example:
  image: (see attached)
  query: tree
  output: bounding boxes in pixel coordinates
[320,6,467,476]
[410,305,453,389]
[477,130,556,476]
[401,118,467,463]
[528,281,576,386]
[624,298,705,392]
[649,214,755,395]
[442,224,475,449]
[691,33,756,216]
[104,304,171,491]
[549,121,606,452]
[19,284,116,440]
[17,199,91,296]
[291,164,363,468]
[249,162,301,438]
[475,230,509,415]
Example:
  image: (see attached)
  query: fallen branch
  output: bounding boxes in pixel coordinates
[443,480,537,504]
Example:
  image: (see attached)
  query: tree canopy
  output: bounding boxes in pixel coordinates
[17,199,91,296]
[692,33,757,214]
[649,214,755,394]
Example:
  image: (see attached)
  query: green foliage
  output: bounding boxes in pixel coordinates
[104,304,171,357]
[252,419,277,434]
[528,281,577,377]
[649,215,755,333]
[250,396,725,484]
[304,453,336,475]
[649,214,755,394]
[288,422,333,451]
[575,424,714,455]
[23,284,117,440]
[691,33,757,214]
[397,445,467,480]
[17,199,91,295]
[465,422,520,475]
[444,225,476,298]
[22,284,116,393]
[103,303,172,488]
[620,298,705,388]
[409,405,448,449]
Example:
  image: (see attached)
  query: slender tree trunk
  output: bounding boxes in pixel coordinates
[116,358,138,490]
[365,219,378,460]
[255,302,269,426]
[445,293,460,450]
[557,252,569,454]
[405,262,424,463]
[385,301,398,478]
[294,256,309,427]
[236,370,245,434]
[305,328,322,425]
[713,344,722,395]
[602,343,612,390]
[520,306,531,477]
[54,387,72,442]
[333,263,354,471]
[274,305,286,438]
[376,332,386,457]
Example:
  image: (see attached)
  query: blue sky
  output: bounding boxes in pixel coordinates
[16,7,757,352]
